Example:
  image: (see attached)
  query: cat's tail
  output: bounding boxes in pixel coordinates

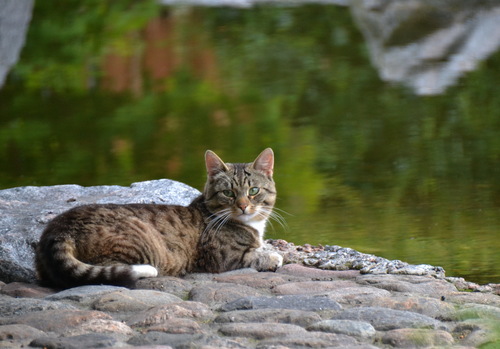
[36,237,158,289]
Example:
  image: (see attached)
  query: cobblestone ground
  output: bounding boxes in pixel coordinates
[1,263,499,349]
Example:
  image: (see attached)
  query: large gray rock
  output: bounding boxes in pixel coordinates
[0,179,200,284]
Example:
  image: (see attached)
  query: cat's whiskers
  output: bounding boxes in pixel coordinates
[204,208,232,236]
[259,206,289,231]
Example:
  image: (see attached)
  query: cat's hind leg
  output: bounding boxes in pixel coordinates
[131,264,158,279]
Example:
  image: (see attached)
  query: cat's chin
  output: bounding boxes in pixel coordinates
[233,213,254,222]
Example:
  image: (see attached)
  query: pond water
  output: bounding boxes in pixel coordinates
[1,2,499,284]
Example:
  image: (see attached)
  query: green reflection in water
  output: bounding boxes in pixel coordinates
[0,3,499,284]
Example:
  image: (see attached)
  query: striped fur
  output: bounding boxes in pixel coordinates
[36,148,283,289]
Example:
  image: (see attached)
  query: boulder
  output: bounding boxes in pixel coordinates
[0,179,200,283]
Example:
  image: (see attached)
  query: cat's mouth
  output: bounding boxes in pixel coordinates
[233,211,257,222]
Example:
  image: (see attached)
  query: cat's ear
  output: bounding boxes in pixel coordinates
[252,148,274,177]
[205,150,229,177]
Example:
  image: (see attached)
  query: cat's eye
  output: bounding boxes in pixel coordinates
[222,190,235,198]
[248,187,260,196]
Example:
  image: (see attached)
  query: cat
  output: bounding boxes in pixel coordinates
[35,148,284,289]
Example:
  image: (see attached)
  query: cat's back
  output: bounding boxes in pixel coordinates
[45,202,202,235]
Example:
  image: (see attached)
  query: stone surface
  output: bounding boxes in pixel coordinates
[257,331,358,348]
[276,263,361,280]
[272,280,358,295]
[189,282,265,306]
[136,276,194,298]
[30,333,120,349]
[332,306,448,331]
[0,265,497,348]
[91,289,183,313]
[218,322,307,339]
[126,302,214,327]
[307,319,376,338]
[0,297,77,317]
[0,282,54,299]
[381,328,455,347]
[221,294,342,312]
[215,308,322,327]
[0,324,45,341]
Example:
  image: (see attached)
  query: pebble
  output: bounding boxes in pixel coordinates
[0,263,498,348]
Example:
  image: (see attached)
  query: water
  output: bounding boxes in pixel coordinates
[1,2,499,284]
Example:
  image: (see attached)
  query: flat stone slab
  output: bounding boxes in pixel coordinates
[331,306,447,331]
[381,328,455,347]
[215,308,322,327]
[307,319,377,338]
[221,294,342,312]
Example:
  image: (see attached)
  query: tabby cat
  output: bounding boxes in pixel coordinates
[36,148,283,289]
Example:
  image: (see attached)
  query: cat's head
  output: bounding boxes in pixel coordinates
[203,148,276,226]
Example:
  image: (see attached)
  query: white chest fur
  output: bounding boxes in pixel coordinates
[247,219,267,242]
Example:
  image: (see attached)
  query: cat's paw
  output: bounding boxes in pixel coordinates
[255,251,283,272]
[268,251,284,270]
[131,264,158,279]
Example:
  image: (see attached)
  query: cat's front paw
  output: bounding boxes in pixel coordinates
[254,251,283,272]
[268,251,284,271]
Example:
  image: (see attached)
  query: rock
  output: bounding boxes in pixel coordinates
[221,294,342,312]
[368,294,456,319]
[257,331,358,348]
[0,297,76,317]
[62,318,134,337]
[276,263,361,280]
[215,308,322,327]
[323,286,392,306]
[136,276,194,298]
[91,289,183,313]
[30,333,119,349]
[188,282,265,306]
[453,320,498,347]
[0,324,46,343]
[218,322,307,339]
[355,274,457,296]
[0,282,54,299]
[307,319,376,339]
[127,332,251,348]
[0,309,112,334]
[448,303,500,321]
[272,280,358,295]
[0,179,200,284]
[126,302,214,327]
[381,328,455,347]
[46,285,128,306]
[444,291,500,307]
[301,245,446,278]
[213,271,307,289]
[142,318,204,334]
[331,306,447,331]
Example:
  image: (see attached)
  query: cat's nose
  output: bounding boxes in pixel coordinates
[238,202,248,213]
